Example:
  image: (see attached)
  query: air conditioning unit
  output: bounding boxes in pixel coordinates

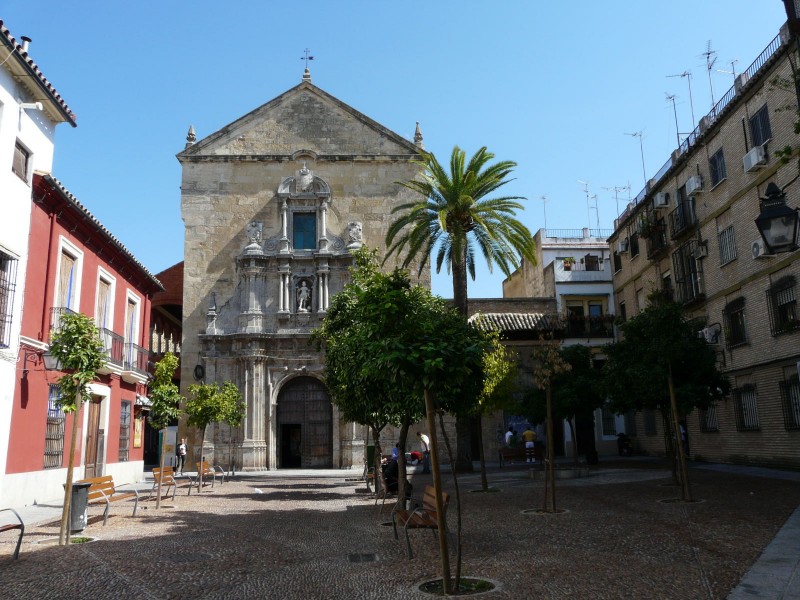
[752,239,772,259]
[686,175,704,195]
[654,192,670,208]
[698,325,721,344]
[743,145,767,172]
[618,238,630,253]
[692,243,708,259]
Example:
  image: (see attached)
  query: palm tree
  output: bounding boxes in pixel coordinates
[386,145,536,471]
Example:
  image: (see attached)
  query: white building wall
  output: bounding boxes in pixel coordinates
[0,64,57,486]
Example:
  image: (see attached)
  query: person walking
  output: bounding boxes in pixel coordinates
[522,425,537,463]
[176,438,187,474]
[416,431,431,474]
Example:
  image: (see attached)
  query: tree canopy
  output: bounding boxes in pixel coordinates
[603,300,728,416]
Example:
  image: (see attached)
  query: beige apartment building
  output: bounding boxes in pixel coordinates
[608,22,800,468]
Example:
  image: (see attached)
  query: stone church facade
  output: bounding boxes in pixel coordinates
[177,71,428,470]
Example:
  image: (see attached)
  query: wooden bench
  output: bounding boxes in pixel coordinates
[77,475,139,526]
[189,461,225,494]
[392,485,449,558]
[0,508,24,559]
[498,446,531,467]
[150,466,178,501]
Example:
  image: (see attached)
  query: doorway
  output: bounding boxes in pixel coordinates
[84,396,104,478]
[276,376,332,468]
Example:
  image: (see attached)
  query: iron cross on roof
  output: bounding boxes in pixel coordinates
[300,48,314,69]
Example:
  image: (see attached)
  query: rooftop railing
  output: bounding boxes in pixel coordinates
[617,33,784,227]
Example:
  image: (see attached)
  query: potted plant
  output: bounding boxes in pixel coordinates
[639,217,659,239]
[562,257,576,270]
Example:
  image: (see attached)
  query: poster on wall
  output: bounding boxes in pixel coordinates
[133,416,143,448]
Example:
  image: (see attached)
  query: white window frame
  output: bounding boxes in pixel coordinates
[95,269,117,331]
[54,237,84,312]
[124,290,142,345]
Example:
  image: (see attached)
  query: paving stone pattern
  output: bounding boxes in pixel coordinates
[0,463,798,599]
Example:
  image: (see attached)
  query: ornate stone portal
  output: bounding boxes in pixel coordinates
[177,76,427,471]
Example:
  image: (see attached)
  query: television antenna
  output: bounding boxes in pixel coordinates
[666,93,681,147]
[667,71,696,130]
[538,195,548,231]
[590,194,600,229]
[624,131,647,189]
[717,58,739,82]
[602,184,630,218]
[577,180,592,230]
[701,41,718,109]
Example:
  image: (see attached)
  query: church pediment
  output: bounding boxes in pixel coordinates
[177,81,420,159]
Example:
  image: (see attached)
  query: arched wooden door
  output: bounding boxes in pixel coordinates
[276,377,332,468]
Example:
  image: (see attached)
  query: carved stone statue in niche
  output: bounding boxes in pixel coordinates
[297,280,312,312]
[346,221,363,249]
[297,163,314,193]
[246,221,263,243]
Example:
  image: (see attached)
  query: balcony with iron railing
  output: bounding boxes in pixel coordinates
[97,328,124,373]
[668,201,698,240]
[643,219,668,259]
[554,256,612,283]
[123,342,150,383]
[49,306,77,338]
[564,314,616,339]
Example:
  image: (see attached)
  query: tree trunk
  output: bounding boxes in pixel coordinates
[544,384,557,512]
[450,248,473,474]
[437,411,462,591]
[396,418,411,510]
[197,427,206,492]
[155,427,167,510]
[372,426,383,495]
[425,389,451,595]
[668,366,692,501]
[59,396,82,546]
[477,414,489,491]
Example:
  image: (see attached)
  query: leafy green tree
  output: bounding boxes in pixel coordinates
[386,145,536,472]
[603,298,728,501]
[185,381,244,491]
[148,352,183,509]
[48,312,105,546]
[313,249,424,499]
[314,247,488,594]
[517,344,604,465]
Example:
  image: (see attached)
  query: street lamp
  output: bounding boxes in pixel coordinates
[755,182,800,254]
[42,351,62,372]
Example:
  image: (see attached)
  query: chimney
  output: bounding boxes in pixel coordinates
[20,36,31,53]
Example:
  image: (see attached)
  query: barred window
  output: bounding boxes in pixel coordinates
[749,104,772,147]
[718,225,736,266]
[672,240,704,304]
[0,250,19,348]
[119,401,131,462]
[12,141,30,182]
[709,148,727,186]
[613,251,622,273]
[644,409,657,436]
[699,404,719,432]
[44,385,66,469]
[767,277,799,335]
[601,406,617,436]
[723,297,747,348]
[732,385,760,431]
[779,376,800,431]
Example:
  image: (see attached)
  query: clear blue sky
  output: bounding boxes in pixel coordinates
[2,2,789,299]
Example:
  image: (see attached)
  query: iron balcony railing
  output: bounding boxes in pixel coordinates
[544,228,613,239]
[49,306,77,338]
[124,342,149,375]
[99,328,125,367]
[668,201,697,239]
[645,219,668,258]
[565,314,615,338]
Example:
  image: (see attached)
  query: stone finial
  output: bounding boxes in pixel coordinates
[185,125,197,149]
[414,121,424,149]
[206,292,219,334]
[302,68,312,83]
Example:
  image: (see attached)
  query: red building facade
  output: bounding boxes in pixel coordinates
[6,173,162,507]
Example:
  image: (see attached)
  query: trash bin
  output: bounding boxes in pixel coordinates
[64,481,92,532]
